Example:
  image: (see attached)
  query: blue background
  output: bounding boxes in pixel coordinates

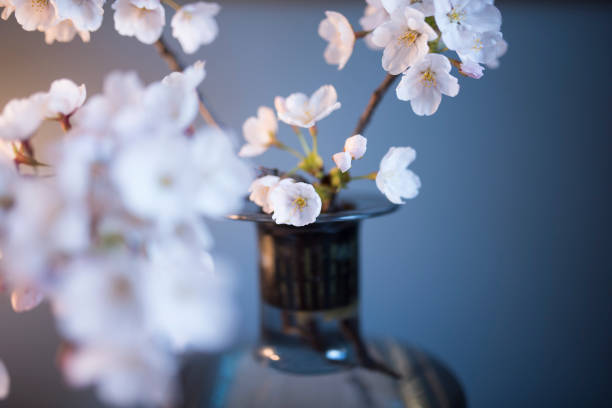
[0,1,611,406]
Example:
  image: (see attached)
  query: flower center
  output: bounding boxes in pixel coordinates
[159,174,174,187]
[398,30,419,46]
[472,38,483,51]
[448,8,464,23]
[293,196,307,211]
[31,0,48,12]
[421,69,436,87]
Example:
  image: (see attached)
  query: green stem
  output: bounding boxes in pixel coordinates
[292,126,311,155]
[309,126,318,154]
[274,141,304,159]
[351,171,377,181]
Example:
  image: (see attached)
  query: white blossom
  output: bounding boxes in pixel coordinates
[54,255,146,345]
[333,151,351,173]
[371,6,437,75]
[396,53,459,116]
[190,127,254,218]
[111,133,199,225]
[11,285,44,312]
[64,344,177,407]
[268,179,322,227]
[318,11,355,70]
[459,59,483,79]
[46,79,87,117]
[144,239,237,351]
[359,0,387,50]
[433,0,501,51]
[344,134,367,159]
[239,106,277,157]
[13,0,56,31]
[456,30,503,65]
[274,84,341,128]
[383,0,434,17]
[376,146,421,204]
[486,37,507,68]
[53,0,104,32]
[248,175,280,214]
[171,2,220,54]
[112,0,165,44]
[0,0,15,20]
[0,359,8,400]
[0,93,47,141]
[43,19,91,44]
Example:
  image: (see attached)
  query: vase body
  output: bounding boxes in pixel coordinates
[181,195,466,408]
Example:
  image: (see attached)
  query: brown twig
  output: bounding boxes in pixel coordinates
[153,38,219,128]
[353,73,399,136]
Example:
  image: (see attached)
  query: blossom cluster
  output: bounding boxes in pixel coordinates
[320,0,507,115]
[0,63,251,406]
[240,84,421,226]
[0,0,219,53]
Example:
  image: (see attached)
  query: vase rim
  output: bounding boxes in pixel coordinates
[227,191,399,224]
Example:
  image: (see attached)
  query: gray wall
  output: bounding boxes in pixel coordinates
[1,1,611,407]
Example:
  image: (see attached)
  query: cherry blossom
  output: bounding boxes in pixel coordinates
[10,285,44,312]
[486,37,507,68]
[112,0,165,44]
[333,151,352,173]
[433,0,501,51]
[13,0,56,31]
[274,84,341,128]
[0,0,15,20]
[371,6,437,75]
[375,146,421,204]
[248,175,280,214]
[396,53,459,116]
[171,2,220,54]
[53,0,104,32]
[0,93,47,140]
[46,79,87,117]
[268,178,322,227]
[456,30,503,66]
[344,134,367,159]
[318,11,355,70]
[239,106,277,157]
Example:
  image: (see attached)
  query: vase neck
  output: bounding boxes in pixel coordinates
[255,221,362,374]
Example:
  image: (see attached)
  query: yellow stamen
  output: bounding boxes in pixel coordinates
[421,69,436,87]
[448,8,464,23]
[293,196,307,211]
[398,30,419,46]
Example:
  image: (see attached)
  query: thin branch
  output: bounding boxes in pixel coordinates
[353,73,399,136]
[153,38,219,128]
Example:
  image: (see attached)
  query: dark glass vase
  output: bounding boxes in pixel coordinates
[182,194,466,408]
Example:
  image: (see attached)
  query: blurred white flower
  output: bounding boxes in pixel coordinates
[344,134,367,159]
[112,0,165,44]
[171,2,220,54]
[360,0,387,33]
[486,37,507,69]
[46,79,87,117]
[111,133,198,225]
[0,0,15,20]
[54,255,146,345]
[456,30,503,66]
[332,151,351,172]
[248,175,280,214]
[274,84,341,128]
[268,179,322,227]
[396,53,459,116]
[318,11,355,70]
[43,19,91,44]
[371,6,437,75]
[190,128,254,217]
[64,344,177,407]
[433,0,501,51]
[145,240,237,351]
[383,0,434,17]
[13,0,56,31]
[375,146,421,204]
[0,359,8,400]
[53,0,104,32]
[239,106,277,157]
[0,93,47,140]
[10,285,44,312]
